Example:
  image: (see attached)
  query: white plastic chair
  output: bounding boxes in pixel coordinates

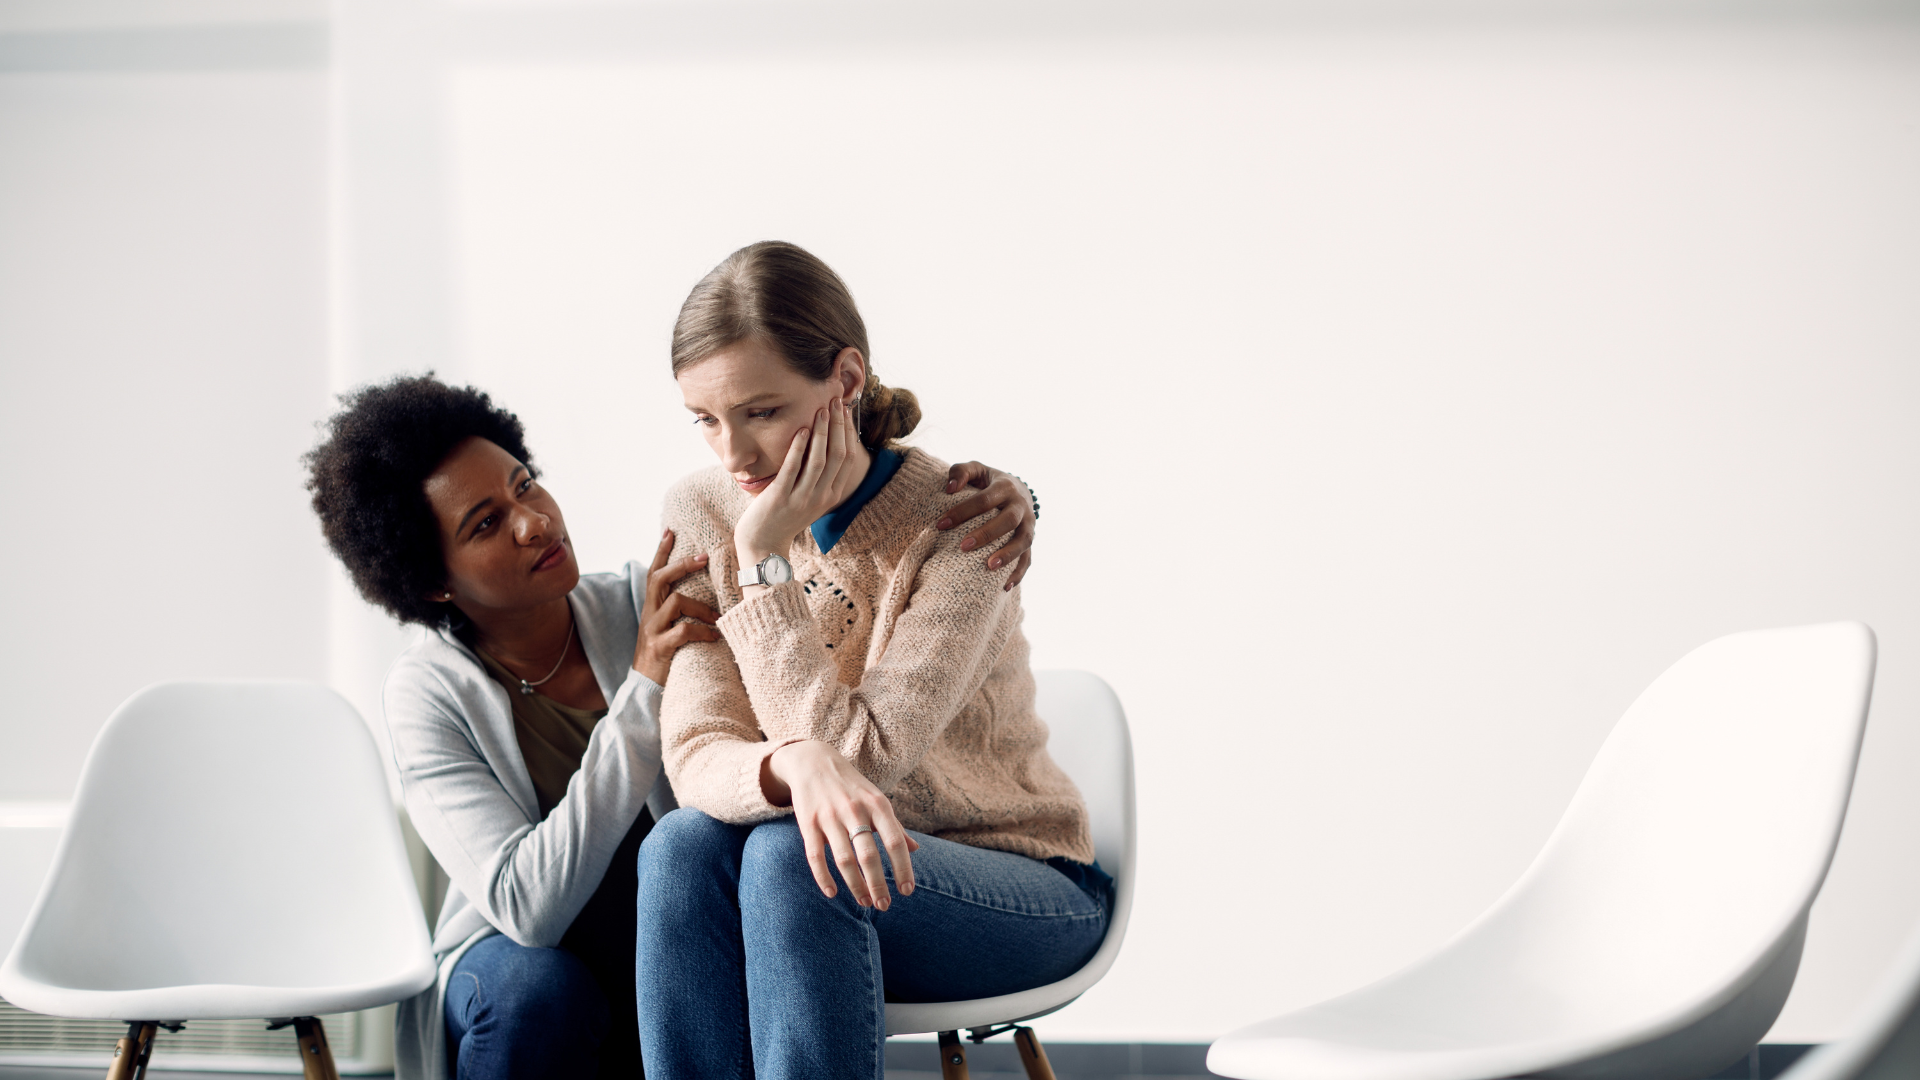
[886,669,1137,1080]
[1209,622,1877,1080]
[0,681,436,1079]
[1773,918,1920,1080]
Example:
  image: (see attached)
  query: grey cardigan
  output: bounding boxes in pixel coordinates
[383,562,673,1080]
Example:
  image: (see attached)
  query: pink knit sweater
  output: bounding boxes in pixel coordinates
[658,448,1094,864]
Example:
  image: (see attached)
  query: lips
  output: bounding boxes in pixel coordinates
[532,540,569,573]
[736,474,774,494]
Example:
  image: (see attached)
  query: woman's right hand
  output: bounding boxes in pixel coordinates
[733,398,863,578]
[762,739,918,910]
[634,529,722,685]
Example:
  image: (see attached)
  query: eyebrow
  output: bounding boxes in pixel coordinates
[686,393,782,413]
[456,465,529,535]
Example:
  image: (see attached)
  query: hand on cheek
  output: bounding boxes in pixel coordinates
[734,398,863,580]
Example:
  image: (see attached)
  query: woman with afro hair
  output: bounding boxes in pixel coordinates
[304,375,1039,1080]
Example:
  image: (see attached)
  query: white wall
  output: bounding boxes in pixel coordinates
[0,8,333,798]
[2,0,1917,1052]
[433,12,1920,1043]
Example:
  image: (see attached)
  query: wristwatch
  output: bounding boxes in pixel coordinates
[737,551,794,589]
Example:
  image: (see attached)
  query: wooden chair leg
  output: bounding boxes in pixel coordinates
[937,1029,971,1080]
[293,1016,341,1080]
[105,1021,156,1080]
[1013,1026,1057,1080]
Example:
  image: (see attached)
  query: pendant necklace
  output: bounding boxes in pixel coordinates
[497,618,574,696]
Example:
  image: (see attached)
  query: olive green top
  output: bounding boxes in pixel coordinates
[476,648,609,819]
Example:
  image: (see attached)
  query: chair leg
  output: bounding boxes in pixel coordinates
[1013,1026,1057,1080]
[293,1016,341,1080]
[105,1021,156,1080]
[937,1029,971,1080]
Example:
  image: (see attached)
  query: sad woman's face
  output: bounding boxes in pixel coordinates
[678,337,866,496]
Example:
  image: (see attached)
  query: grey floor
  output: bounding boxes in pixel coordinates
[0,1041,1815,1080]
[0,1045,1213,1076]
[0,1063,1212,1079]
[0,1071,313,1080]
[886,1039,1213,1079]
[0,1040,1215,1080]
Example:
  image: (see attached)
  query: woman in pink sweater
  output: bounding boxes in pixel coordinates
[635,242,1112,1080]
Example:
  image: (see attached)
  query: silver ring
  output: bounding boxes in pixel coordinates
[849,825,875,842]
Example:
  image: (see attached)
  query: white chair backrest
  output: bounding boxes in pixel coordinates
[1391,622,1875,1039]
[2,681,430,1008]
[883,670,1135,1036]
[1035,670,1133,880]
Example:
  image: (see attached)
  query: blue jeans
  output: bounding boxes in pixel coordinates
[447,809,651,1079]
[635,809,1110,1080]
[445,935,610,1079]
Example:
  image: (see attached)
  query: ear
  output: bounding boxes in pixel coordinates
[833,347,867,404]
[427,589,454,603]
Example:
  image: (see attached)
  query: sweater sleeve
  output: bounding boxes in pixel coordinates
[655,477,795,823]
[384,661,662,948]
[717,524,1019,791]
[655,630,794,823]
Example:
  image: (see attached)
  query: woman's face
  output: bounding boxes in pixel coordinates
[678,337,865,497]
[423,436,580,618]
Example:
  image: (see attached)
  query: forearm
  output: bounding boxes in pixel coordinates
[664,730,793,823]
[657,637,793,822]
[719,547,1017,788]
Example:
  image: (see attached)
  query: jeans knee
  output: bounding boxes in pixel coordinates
[740,818,807,884]
[740,819,852,922]
[641,808,735,864]
[637,809,746,916]
[471,943,605,1036]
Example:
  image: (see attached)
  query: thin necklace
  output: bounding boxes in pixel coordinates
[491,617,574,696]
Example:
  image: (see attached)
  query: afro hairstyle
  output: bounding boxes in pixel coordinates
[304,374,534,627]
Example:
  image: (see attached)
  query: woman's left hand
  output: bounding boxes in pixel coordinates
[937,462,1037,589]
[762,739,920,910]
[734,398,863,575]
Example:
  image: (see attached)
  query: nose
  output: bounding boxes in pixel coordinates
[716,422,758,476]
[512,505,550,546]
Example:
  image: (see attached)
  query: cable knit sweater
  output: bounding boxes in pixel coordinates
[659,447,1094,864]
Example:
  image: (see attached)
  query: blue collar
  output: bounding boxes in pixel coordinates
[810,447,903,554]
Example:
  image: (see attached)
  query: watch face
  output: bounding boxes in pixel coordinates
[762,553,794,585]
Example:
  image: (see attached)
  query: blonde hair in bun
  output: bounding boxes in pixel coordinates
[671,240,921,449]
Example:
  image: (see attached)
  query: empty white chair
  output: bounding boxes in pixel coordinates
[0,681,436,1078]
[1210,622,1877,1080]
[886,669,1137,1080]
[1774,918,1920,1080]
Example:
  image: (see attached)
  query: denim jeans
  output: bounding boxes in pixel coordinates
[446,809,651,1079]
[635,809,1110,1080]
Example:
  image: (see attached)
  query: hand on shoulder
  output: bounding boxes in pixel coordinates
[634,529,721,685]
[933,461,1037,590]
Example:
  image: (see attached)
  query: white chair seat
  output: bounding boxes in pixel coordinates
[885,669,1137,1037]
[1210,622,1877,1080]
[0,681,435,1022]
